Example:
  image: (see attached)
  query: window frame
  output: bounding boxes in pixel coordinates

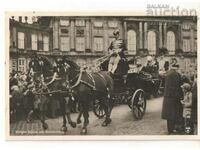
[43,36,49,51]
[147,31,156,55]
[17,32,25,49]
[31,34,38,50]
[127,30,137,54]
[18,58,26,73]
[93,37,103,52]
[60,36,70,51]
[167,31,176,54]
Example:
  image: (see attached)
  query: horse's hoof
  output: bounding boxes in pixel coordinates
[77,119,82,124]
[42,123,48,130]
[60,126,68,132]
[102,119,112,127]
[107,118,112,124]
[102,121,108,127]
[80,128,87,135]
[70,122,77,128]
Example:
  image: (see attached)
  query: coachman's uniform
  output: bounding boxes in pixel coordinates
[108,38,126,74]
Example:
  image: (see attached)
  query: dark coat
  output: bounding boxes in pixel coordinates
[23,90,35,111]
[161,69,183,121]
[191,80,197,123]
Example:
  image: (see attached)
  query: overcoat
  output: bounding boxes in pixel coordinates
[161,69,183,121]
[191,79,197,123]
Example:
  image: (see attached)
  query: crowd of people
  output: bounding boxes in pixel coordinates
[161,59,197,135]
[9,69,78,124]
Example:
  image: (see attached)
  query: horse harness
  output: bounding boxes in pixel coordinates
[33,66,108,96]
[69,69,108,94]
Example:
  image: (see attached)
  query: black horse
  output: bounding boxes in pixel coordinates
[28,56,76,132]
[63,59,114,134]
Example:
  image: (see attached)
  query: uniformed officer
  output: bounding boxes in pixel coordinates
[108,30,126,74]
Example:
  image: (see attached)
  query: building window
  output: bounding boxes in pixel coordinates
[43,36,49,51]
[94,37,103,51]
[127,30,137,54]
[147,31,156,54]
[94,21,103,27]
[18,32,25,49]
[108,21,118,28]
[10,59,17,72]
[182,23,190,30]
[76,37,85,51]
[75,20,85,26]
[60,20,69,26]
[183,39,191,52]
[76,29,84,37]
[184,58,191,73]
[61,28,69,34]
[18,58,26,73]
[60,37,70,51]
[31,34,38,50]
[38,33,43,50]
[167,31,175,54]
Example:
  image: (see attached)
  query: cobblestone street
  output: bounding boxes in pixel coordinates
[10,97,168,135]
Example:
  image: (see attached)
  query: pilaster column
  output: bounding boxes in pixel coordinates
[85,20,90,50]
[159,22,163,48]
[70,19,75,50]
[144,22,148,49]
[190,25,194,52]
[163,22,167,48]
[103,20,108,52]
[123,21,127,45]
[53,17,59,50]
[139,22,143,49]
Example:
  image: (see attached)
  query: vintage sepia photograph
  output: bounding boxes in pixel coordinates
[6,14,198,138]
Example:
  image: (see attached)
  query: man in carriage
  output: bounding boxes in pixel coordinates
[141,55,159,78]
[108,30,127,75]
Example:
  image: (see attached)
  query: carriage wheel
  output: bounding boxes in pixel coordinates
[93,99,105,118]
[131,89,146,120]
[127,91,133,109]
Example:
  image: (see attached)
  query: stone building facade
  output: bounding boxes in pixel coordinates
[9,16,197,75]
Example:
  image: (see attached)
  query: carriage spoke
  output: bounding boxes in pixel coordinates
[133,106,139,117]
[132,90,146,119]
[138,106,143,115]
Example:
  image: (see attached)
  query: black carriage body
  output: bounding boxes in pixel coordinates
[112,72,160,96]
[126,73,161,96]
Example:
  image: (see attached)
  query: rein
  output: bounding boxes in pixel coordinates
[69,68,95,90]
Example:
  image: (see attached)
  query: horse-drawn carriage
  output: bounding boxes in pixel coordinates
[26,54,161,134]
[93,57,161,120]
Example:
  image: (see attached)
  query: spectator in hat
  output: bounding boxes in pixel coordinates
[108,30,126,74]
[161,58,183,134]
